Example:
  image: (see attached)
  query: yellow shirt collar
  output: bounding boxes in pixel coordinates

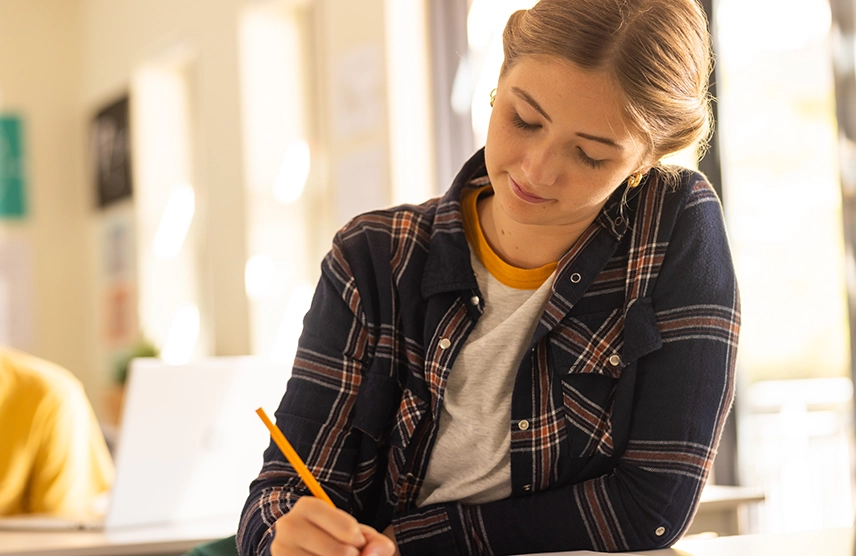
[461,184,557,290]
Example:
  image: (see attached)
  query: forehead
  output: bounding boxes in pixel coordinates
[502,55,643,146]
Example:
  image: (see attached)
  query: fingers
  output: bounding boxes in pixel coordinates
[271,497,366,556]
[360,524,397,556]
[300,497,366,546]
[288,521,360,556]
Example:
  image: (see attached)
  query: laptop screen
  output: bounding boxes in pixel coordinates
[105,356,291,528]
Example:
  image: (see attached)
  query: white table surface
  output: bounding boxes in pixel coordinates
[524,526,854,556]
[2,518,849,556]
[0,518,236,556]
[689,484,766,536]
[697,484,765,508]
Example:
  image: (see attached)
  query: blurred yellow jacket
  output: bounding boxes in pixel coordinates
[0,347,114,516]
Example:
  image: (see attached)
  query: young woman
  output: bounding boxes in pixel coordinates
[238,0,739,554]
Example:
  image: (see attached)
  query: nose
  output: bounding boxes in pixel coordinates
[520,141,560,187]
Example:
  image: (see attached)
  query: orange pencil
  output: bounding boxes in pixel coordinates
[255,407,335,507]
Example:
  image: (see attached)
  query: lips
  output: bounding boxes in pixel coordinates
[510,176,549,203]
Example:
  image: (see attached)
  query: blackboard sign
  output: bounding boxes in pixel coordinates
[93,96,132,208]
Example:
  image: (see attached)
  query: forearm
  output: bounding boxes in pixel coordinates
[238,247,371,555]
[237,377,368,555]
[237,492,277,556]
[470,457,712,553]
[237,430,364,555]
[391,434,724,556]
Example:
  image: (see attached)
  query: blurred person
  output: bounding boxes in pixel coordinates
[239,0,739,554]
[0,346,114,516]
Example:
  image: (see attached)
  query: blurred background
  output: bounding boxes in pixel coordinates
[0,0,854,537]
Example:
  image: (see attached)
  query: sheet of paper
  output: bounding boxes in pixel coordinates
[333,146,389,229]
[331,44,385,140]
[0,235,33,349]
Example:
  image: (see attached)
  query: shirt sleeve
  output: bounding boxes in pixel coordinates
[390,180,740,555]
[29,380,114,515]
[237,235,372,556]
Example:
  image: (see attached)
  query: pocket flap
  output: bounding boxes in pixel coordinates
[550,308,624,378]
[352,371,400,442]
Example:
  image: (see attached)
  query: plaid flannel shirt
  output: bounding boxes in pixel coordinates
[238,148,740,555]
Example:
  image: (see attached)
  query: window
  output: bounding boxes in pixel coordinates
[238,1,316,365]
[131,48,204,364]
[715,0,853,532]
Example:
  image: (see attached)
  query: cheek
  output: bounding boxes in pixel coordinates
[587,176,626,204]
[485,127,512,173]
[485,118,503,151]
[486,124,523,166]
[560,172,625,207]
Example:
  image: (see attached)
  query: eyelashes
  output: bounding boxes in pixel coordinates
[510,112,606,170]
[512,112,540,131]
[577,150,605,170]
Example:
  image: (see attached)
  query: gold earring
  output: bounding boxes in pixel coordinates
[627,173,643,188]
[490,88,497,107]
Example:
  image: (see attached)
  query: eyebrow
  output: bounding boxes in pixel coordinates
[511,86,624,151]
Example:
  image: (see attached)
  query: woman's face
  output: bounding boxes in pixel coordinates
[485,55,649,231]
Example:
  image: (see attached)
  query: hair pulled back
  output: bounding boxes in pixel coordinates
[501,0,713,168]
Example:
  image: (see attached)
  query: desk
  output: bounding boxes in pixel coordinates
[526,526,854,555]
[0,519,236,556]
[688,485,766,536]
[2,521,849,556]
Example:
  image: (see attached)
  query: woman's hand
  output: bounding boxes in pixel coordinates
[362,524,399,556]
[270,496,396,556]
[380,525,401,556]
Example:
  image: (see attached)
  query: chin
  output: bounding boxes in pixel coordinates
[497,198,554,226]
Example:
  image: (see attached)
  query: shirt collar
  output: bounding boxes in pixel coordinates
[420,149,646,297]
[596,175,648,241]
[420,150,487,298]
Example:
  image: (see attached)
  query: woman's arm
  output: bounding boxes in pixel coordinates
[237,234,378,556]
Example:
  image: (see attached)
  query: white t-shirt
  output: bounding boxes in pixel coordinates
[417,184,556,507]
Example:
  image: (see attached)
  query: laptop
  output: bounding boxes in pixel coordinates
[0,356,291,530]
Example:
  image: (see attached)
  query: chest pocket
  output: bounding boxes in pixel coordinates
[549,298,661,458]
[351,369,430,506]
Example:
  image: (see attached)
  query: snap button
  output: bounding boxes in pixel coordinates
[570,273,582,283]
[523,484,531,491]
[517,420,530,431]
[470,296,480,306]
[608,354,621,366]
[439,338,452,350]
[655,526,666,537]
[406,472,416,480]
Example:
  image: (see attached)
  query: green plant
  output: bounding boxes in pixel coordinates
[113,338,160,385]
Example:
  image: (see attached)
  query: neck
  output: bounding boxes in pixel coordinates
[477,195,595,269]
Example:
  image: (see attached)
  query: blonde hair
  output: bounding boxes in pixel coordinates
[501,0,713,172]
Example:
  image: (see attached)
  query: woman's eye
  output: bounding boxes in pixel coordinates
[577,148,606,170]
[509,111,605,169]
[511,113,540,131]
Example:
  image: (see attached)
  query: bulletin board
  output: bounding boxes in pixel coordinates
[0,115,26,218]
